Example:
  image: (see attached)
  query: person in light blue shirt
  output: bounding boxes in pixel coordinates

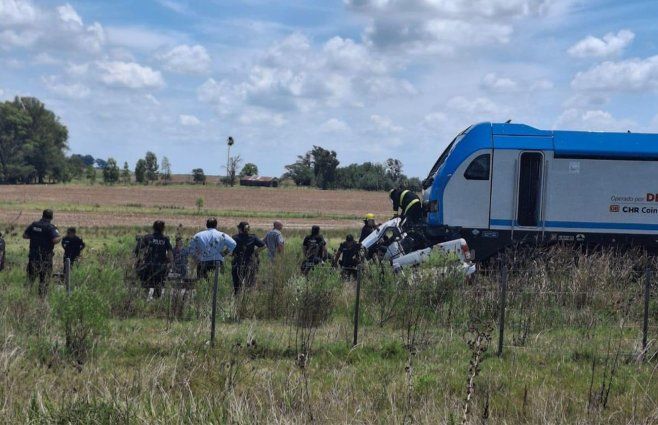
[189,218,237,279]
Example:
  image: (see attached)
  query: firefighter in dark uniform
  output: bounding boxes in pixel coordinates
[23,209,61,297]
[333,234,360,280]
[389,188,423,228]
[136,220,173,298]
[231,222,265,294]
[359,213,377,243]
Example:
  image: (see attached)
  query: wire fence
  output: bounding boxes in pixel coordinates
[48,248,658,364]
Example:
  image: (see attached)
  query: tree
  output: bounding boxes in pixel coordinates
[121,161,131,184]
[310,146,339,190]
[284,152,314,187]
[240,163,258,177]
[225,155,242,187]
[336,162,394,191]
[386,158,403,183]
[0,101,33,183]
[0,97,68,184]
[102,158,120,184]
[67,155,86,180]
[85,165,96,185]
[161,156,172,184]
[134,159,147,184]
[95,158,108,169]
[144,151,158,183]
[192,168,206,184]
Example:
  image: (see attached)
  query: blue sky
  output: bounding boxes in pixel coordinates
[2,0,658,177]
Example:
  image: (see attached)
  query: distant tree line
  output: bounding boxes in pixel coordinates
[284,146,421,192]
[1,96,419,191]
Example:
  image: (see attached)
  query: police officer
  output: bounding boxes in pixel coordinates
[61,227,85,267]
[23,209,61,296]
[232,222,265,294]
[333,234,360,280]
[389,188,423,228]
[189,218,236,279]
[137,220,173,298]
[359,213,377,243]
[301,225,327,275]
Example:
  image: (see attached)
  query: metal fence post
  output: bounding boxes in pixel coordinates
[352,266,362,348]
[497,264,508,357]
[65,258,71,295]
[642,267,651,360]
[210,261,220,347]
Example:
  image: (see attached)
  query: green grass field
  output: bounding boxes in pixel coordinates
[1,226,657,424]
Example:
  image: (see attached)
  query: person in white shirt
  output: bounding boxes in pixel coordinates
[188,218,237,279]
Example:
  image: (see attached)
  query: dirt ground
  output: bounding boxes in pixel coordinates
[0,184,391,229]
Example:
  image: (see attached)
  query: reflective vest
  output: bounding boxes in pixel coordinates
[399,190,420,216]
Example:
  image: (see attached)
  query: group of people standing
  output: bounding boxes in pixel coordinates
[22,209,85,297]
[135,218,286,298]
[11,186,422,299]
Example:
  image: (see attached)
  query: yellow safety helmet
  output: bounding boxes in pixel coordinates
[365,213,375,220]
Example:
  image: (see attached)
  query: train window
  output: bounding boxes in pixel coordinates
[517,152,543,227]
[464,154,490,180]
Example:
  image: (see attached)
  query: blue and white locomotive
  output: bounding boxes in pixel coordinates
[422,122,658,260]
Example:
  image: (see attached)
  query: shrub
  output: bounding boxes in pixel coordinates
[51,288,109,365]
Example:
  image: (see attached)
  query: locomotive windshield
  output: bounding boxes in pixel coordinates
[422,126,471,190]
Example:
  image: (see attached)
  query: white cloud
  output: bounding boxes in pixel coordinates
[481,73,518,91]
[97,61,165,89]
[0,0,37,25]
[159,44,211,74]
[423,112,448,130]
[320,118,349,133]
[555,108,636,132]
[57,3,83,27]
[345,0,569,54]
[198,33,413,118]
[370,114,403,133]
[239,108,286,127]
[179,114,200,126]
[0,1,105,53]
[105,26,181,51]
[571,56,658,91]
[529,79,554,91]
[42,76,90,99]
[567,30,634,58]
[447,96,499,115]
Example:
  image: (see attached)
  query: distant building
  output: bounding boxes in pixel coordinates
[239,176,280,188]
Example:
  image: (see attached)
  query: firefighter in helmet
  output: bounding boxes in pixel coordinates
[359,213,377,243]
[389,188,423,228]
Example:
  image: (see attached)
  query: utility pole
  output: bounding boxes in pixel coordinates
[225,136,234,186]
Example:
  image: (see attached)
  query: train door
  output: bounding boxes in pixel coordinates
[515,152,544,230]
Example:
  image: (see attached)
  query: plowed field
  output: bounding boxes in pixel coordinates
[0,184,391,229]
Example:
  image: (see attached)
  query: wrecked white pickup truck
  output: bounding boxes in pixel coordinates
[360,217,476,276]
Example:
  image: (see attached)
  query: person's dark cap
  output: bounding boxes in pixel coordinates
[67,227,76,233]
[42,209,53,220]
[206,218,218,229]
[311,225,320,235]
[346,234,354,242]
[238,221,249,232]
